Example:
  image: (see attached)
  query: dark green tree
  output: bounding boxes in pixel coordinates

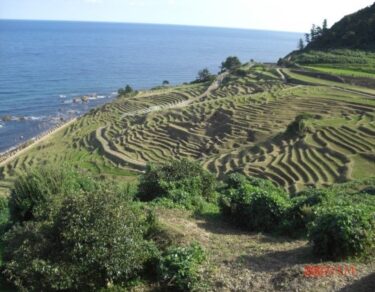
[196,68,214,82]
[305,33,310,44]
[162,80,170,86]
[221,56,241,71]
[3,190,155,291]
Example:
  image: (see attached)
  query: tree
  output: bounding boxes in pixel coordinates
[124,85,133,94]
[196,68,214,83]
[221,56,241,71]
[162,80,170,86]
[118,84,134,96]
[305,33,310,44]
[322,19,328,32]
[3,190,155,291]
[298,38,305,50]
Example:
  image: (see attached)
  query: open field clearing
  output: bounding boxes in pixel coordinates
[1,64,374,194]
[155,207,375,292]
[304,66,375,79]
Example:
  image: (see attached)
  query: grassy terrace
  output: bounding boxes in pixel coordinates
[0,63,375,195]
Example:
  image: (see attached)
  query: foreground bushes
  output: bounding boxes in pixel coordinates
[2,166,208,291]
[280,188,334,236]
[219,174,289,232]
[308,205,375,260]
[219,173,375,260]
[9,166,98,223]
[3,190,156,291]
[138,159,217,209]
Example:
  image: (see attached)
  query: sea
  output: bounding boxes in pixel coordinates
[0,20,302,153]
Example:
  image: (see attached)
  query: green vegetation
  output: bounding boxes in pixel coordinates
[286,49,375,75]
[1,62,374,197]
[308,205,375,261]
[138,159,216,209]
[195,68,215,83]
[9,166,98,223]
[157,243,205,291]
[221,56,241,71]
[0,165,211,291]
[304,3,375,50]
[1,5,375,286]
[118,84,136,97]
[0,160,374,290]
[3,191,155,291]
[220,174,289,232]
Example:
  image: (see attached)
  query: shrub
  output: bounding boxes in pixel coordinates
[3,190,156,291]
[221,56,241,71]
[280,188,334,236]
[0,196,9,235]
[195,68,215,83]
[137,159,217,209]
[308,205,375,260]
[285,114,318,137]
[9,166,98,223]
[158,243,205,291]
[220,174,289,232]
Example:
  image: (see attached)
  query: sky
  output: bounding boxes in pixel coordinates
[0,0,374,32]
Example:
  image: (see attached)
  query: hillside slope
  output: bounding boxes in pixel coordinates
[306,2,375,50]
[1,64,374,195]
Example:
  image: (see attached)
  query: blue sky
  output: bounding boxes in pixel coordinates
[0,0,374,32]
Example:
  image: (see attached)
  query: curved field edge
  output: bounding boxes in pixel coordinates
[0,64,374,195]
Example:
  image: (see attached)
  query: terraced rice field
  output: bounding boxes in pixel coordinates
[1,64,374,194]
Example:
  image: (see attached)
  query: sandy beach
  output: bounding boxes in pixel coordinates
[0,118,77,168]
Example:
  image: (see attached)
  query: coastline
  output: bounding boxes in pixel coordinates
[0,118,77,168]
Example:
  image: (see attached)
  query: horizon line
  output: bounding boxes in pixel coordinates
[0,18,304,34]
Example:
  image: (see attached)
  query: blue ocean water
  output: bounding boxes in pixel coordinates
[0,20,301,152]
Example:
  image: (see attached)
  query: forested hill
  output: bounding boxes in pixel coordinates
[306,2,375,50]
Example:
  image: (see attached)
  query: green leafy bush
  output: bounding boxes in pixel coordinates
[0,196,9,236]
[280,188,334,236]
[9,166,99,223]
[3,190,156,291]
[308,205,375,260]
[221,56,241,71]
[158,243,205,291]
[220,174,289,232]
[137,159,217,209]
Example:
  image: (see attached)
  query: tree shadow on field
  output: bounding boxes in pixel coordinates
[194,213,257,236]
[235,245,317,272]
[339,273,375,292]
[194,213,302,244]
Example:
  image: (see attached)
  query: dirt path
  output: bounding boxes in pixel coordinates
[0,118,77,168]
[157,208,375,292]
[277,68,287,82]
[121,72,228,118]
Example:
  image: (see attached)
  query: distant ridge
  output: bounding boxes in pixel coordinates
[306,2,375,50]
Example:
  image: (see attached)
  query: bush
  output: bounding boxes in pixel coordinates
[220,174,289,232]
[221,56,241,71]
[158,243,205,291]
[280,188,334,236]
[308,205,375,260]
[3,190,156,291]
[195,68,215,83]
[285,114,318,137]
[9,166,98,223]
[0,196,10,236]
[137,159,217,209]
